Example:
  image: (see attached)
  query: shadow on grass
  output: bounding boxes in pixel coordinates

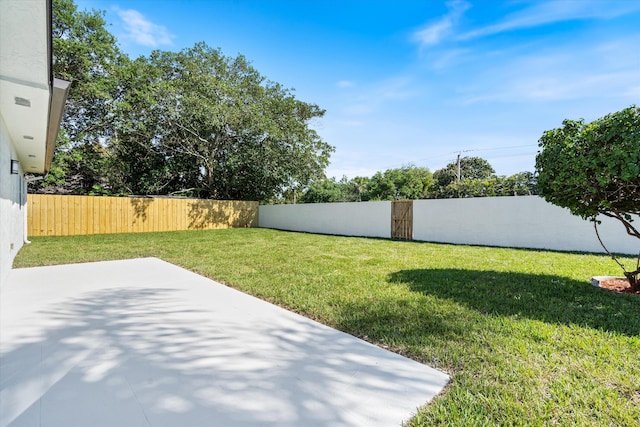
[388,269,640,337]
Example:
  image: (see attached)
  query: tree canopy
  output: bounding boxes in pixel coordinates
[296,162,536,203]
[37,0,333,201]
[535,105,640,289]
[299,166,432,203]
[114,44,332,200]
[367,166,433,200]
[430,156,496,198]
[428,156,536,199]
[536,106,640,234]
[433,156,495,186]
[300,176,355,204]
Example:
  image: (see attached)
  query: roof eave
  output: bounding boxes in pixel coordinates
[44,77,71,173]
[42,0,71,174]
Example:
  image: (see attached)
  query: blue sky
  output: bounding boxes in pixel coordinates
[76,0,640,179]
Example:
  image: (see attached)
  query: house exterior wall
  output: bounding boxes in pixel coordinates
[0,114,26,287]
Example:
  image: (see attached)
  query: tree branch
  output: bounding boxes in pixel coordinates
[593,221,628,274]
[599,211,640,239]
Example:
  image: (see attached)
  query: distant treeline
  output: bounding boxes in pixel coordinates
[284,156,537,204]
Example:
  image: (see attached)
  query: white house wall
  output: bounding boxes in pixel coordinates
[0,114,26,287]
[259,202,392,238]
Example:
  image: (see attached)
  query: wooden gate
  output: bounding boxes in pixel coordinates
[391,200,413,240]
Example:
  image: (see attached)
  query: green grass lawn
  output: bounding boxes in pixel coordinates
[14,228,640,426]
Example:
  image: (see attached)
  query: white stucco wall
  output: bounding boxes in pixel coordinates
[259,201,392,238]
[259,196,637,255]
[413,196,638,254]
[0,114,26,287]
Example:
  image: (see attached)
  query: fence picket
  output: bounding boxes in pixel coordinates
[27,195,258,237]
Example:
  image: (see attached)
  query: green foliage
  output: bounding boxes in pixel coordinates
[536,106,640,226]
[536,105,640,288]
[430,156,495,198]
[432,156,495,189]
[31,0,127,194]
[107,56,186,195]
[300,176,355,203]
[123,43,333,201]
[437,172,538,198]
[32,131,114,194]
[299,165,432,203]
[430,156,536,198]
[367,165,433,200]
[40,0,333,201]
[297,161,537,203]
[503,171,538,195]
[51,0,126,143]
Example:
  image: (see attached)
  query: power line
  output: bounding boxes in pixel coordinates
[413,144,538,166]
[471,144,538,152]
[328,144,540,179]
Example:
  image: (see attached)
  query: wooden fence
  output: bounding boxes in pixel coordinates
[27,194,258,236]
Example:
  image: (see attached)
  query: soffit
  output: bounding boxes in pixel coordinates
[0,0,51,174]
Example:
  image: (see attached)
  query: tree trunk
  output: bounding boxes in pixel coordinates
[625,271,640,292]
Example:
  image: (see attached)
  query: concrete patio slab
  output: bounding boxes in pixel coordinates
[1,258,448,427]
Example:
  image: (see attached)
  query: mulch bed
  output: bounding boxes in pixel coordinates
[595,277,640,295]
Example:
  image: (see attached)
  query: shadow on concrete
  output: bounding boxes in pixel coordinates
[1,259,446,427]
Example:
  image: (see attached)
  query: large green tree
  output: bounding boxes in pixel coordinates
[41,0,334,200]
[502,171,538,196]
[107,57,178,195]
[113,43,333,201]
[536,105,640,290]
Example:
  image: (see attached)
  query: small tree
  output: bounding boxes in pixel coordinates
[535,105,640,290]
[430,156,495,198]
[368,165,432,200]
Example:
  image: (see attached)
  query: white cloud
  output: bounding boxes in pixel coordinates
[335,120,364,127]
[414,19,451,47]
[114,7,174,48]
[456,38,640,105]
[413,0,470,48]
[461,72,635,105]
[459,0,640,40]
[341,76,418,116]
[430,48,470,70]
[337,80,355,88]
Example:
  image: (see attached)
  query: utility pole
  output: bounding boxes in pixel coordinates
[456,152,461,198]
